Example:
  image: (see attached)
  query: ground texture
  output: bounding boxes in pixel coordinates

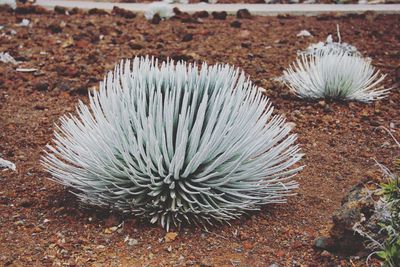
[0,6,399,266]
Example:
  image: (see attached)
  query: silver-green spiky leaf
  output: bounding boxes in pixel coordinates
[42,57,303,230]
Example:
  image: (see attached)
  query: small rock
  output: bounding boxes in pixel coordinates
[242,241,254,250]
[69,7,81,15]
[19,198,35,207]
[112,6,136,19]
[129,41,144,50]
[193,10,209,19]
[318,100,326,108]
[15,5,48,15]
[236,9,252,19]
[75,39,90,48]
[34,82,49,91]
[370,120,380,127]
[296,30,312,37]
[14,220,24,226]
[54,6,67,14]
[151,13,162,25]
[176,12,194,23]
[182,33,193,42]
[241,42,251,48]
[128,238,138,246]
[104,226,118,234]
[173,7,182,16]
[230,20,241,28]
[165,232,178,242]
[166,245,172,252]
[48,22,63,33]
[211,11,227,20]
[269,264,279,267]
[321,250,332,258]
[87,8,108,16]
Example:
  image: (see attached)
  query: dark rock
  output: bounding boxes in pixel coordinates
[182,33,193,42]
[319,184,377,255]
[99,25,112,35]
[171,53,193,62]
[87,8,108,16]
[15,5,48,14]
[19,198,35,208]
[69,7,81,15]
[58,82,71,91]
[173,7,182,16]
[54,5,67,14]
[129,41,144,50]
[370,120,380,127]
[34,82,49,91]
[236,9,252,19]
[178,12,194,23]
[151,13,161,24]
[86,52,99,64]
[316,13,334,21]
[241,42,251,48]
[34,104,46,110]
[112,6,136,19]
[230,20,241,28]
[48,23,63,33]
[70,86,88,96]
[211,11,227,20]
[193,11,209,19]
[172,11,195,23]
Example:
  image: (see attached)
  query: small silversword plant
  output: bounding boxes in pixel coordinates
[282,51,389,102]
[43,57,303,230]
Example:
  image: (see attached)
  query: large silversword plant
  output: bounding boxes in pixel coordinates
[43,57,303,230]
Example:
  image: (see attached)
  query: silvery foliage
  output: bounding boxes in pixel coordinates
[42,57,303,230]
[144,2,173,20]
[0,52,18,65]
[282,51,389,102]
[299,25,360,57]
[0,157,16,171]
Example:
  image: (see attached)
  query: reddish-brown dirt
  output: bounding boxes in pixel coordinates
[0,6,399,266]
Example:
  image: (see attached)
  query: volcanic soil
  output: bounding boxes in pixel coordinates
[0,5,399,266]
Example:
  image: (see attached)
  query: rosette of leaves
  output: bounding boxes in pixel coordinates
[43,57,303,230]
[282,51,389,102]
